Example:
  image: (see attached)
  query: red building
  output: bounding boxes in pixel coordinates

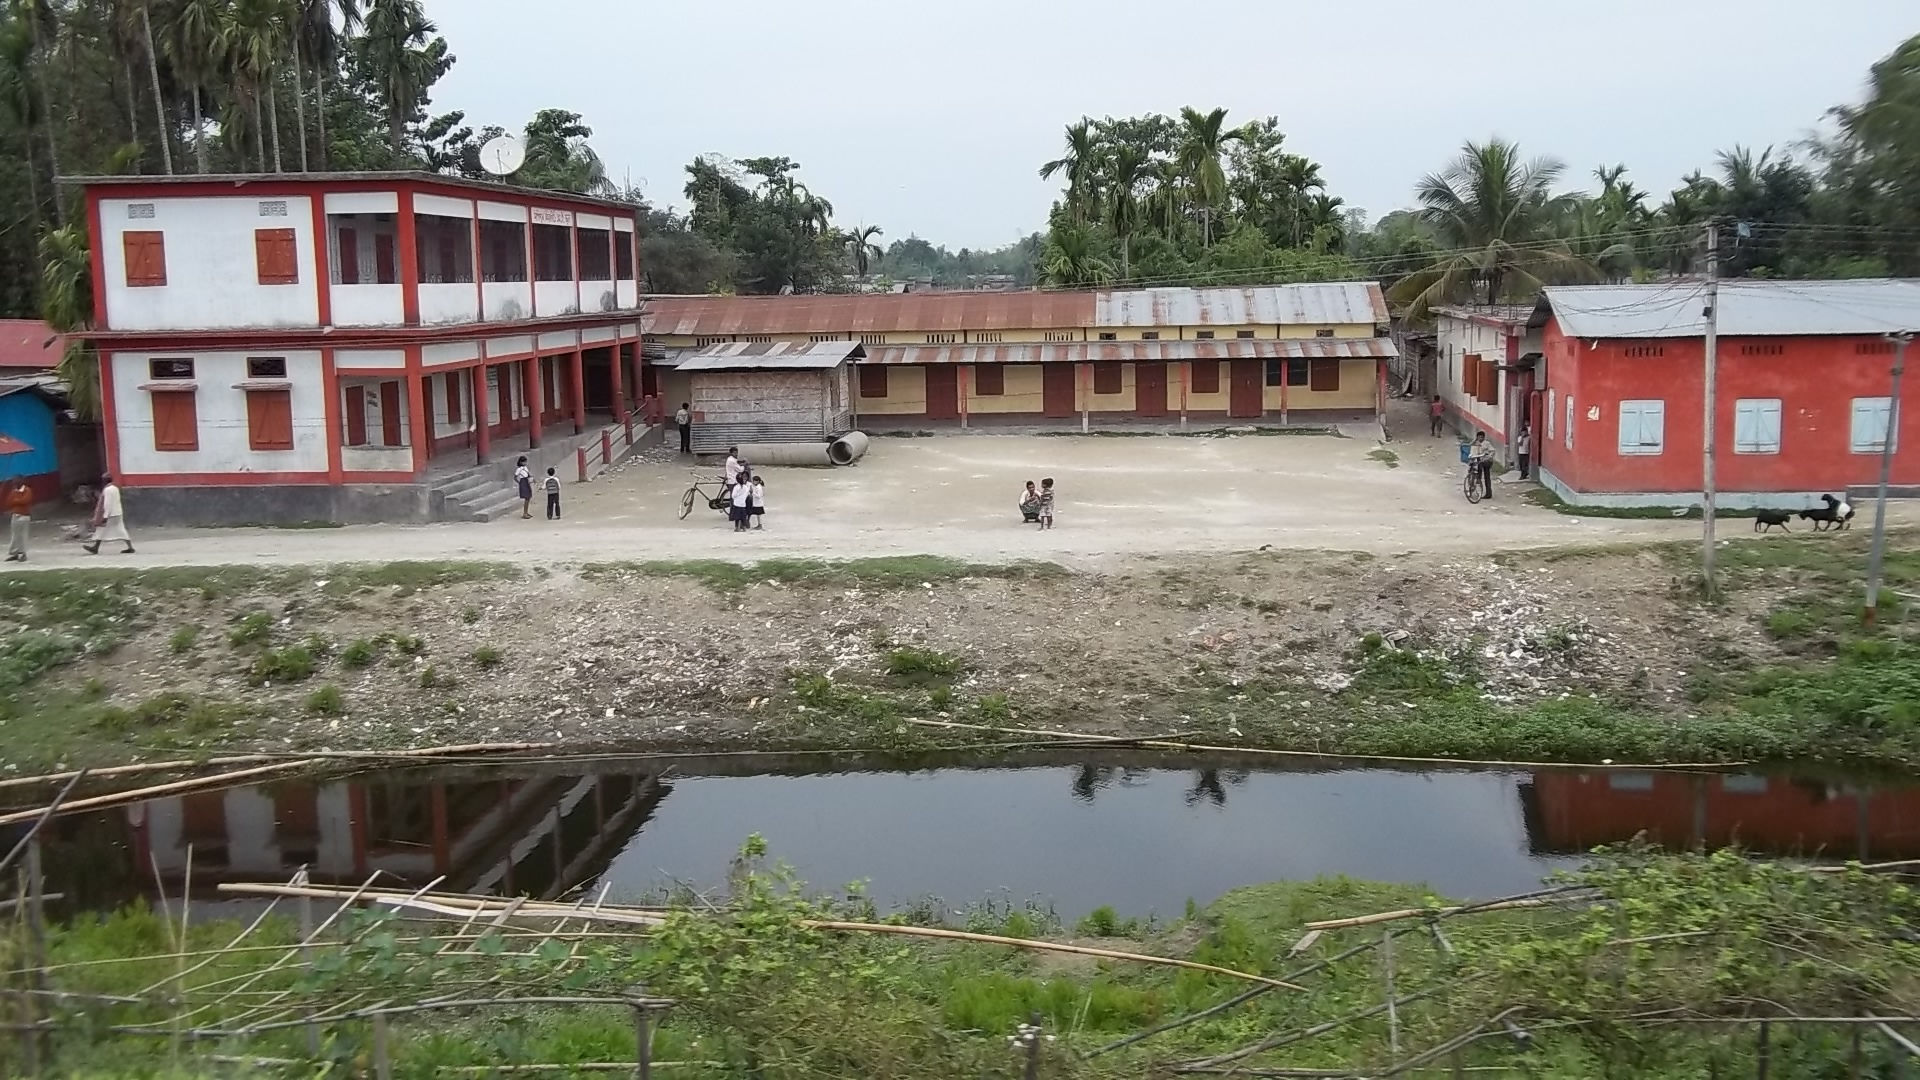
[73,172,646,525]
[1530,280,1920,507]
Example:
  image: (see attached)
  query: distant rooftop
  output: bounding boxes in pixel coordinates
[61,171,639,213]
[1538,279,1920,339]
[0,321,58,369]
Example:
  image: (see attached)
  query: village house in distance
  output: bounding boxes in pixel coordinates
[74,171,646,525]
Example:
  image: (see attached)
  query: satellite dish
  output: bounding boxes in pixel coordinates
[479,135,526,177]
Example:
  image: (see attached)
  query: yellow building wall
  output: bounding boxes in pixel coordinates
[1081,363,1138,413]
[853,364,926,415]
[1259,360,1377,411]
[1179,360,1231,413]
[965,364,1046,414]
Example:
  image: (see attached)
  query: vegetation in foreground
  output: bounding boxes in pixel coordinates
[4,846,1915,1078]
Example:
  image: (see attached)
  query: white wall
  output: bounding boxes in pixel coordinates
[112,349,327,475]
[535,280,579,318]
[1436,316,1541,444]
[420,282,478,325]
[335,349,405,370]
[617,280,638,309]
[100,196,321,332]
[582,280,617,313]
[333,284,405,327]
[483,281,532,322]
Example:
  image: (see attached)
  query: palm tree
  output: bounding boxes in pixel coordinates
[163,0,225,173]
[847,224,883,277]
[1278,154,1324,245]
[1176,106,1246,247]
[359,0,436,157]
[1388,138,1597,320]
[222,0,289,171]
[1038,223,1113,288]
[1105,144,1147,281]
[40,224,98,419]
[20,0,62,222]
[1144,158,1185,235]
[294,0,361,171]
[1038,119,1103,225]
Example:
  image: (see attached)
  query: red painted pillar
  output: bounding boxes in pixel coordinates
[569,349,586,434]
[471,363,491,464]
[523,356,543,449]
[610,344,627,423]
[407,364,429,476]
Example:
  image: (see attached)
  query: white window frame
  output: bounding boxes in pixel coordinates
[1564,394,1574,450]
[1733,398,1782,455]
[1617,399,1665,456]
[1851,396,1896,454]
[1546,389,1556,440]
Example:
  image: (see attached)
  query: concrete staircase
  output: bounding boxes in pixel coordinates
[428,426,613,522]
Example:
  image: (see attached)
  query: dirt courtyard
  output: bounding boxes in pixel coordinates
[36,431,1739,570]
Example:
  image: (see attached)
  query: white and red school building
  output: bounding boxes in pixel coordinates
[75,172,649,524]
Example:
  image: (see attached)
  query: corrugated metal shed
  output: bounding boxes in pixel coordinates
[643,282,1390,337]
[863,339,1395,365]
[674,340,864,372]
[1093,283,1388,327]
[1538,280,1920,339]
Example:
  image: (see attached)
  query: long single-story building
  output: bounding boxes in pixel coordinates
[1529,279,1920,507]
[645,283,1396,430]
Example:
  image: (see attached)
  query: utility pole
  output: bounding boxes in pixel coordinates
[1864,331,1911,628]
[1700,222,1721,597]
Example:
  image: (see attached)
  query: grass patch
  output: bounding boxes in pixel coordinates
[1521,487,1756,519]
[419,665,452,689]
[884,645,965,684]
[389,633,426,656]
[1366,447,1399,468]
[339,638,379,669]
[227,611,273,647]
[93,691,242,739]
[581,556,1068,593]
[305,684,344,715]
[249,645,314,685]
[471,645,503,670]
[0,632,80,693]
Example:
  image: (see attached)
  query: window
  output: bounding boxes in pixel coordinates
[1309,359,1340,392]
[150,392,198,452]
[1857,340,1897,356]
[1140,331,1159,340]
[123,230,167,287]
[1852,397,1896,454]
[532,224,572,281]
[1093,362,1123,395]
[373,234,397,284]
[1607,773,1655,793]
[1236,330,1255,339]
[1722,775,1769,795]
[974,364,1004,396]
[1624,345,1665,358]
[246,388,294,451]
[1287,357,1309,386]
[1315,328,1335,338]
[744,335,773,343]
[479,220,527,282]
[1733,398,1782,454]
[1196,330,1214,340]
[1097,332,1117,341]
[1042,330,1074,343]
[925,333,957,345]
[808,333,839,343]
[247,356,287,379]
[613,235,635,280]
[1739,343,1785,357]
[148,358,194,380]
[257,200,289,217]
[1192,360,1220,395]
[696,336,731,347]
[577,229,612,279]
[859,334,886,345]
[1477,358,1500,405]
[858,365,889,398]
[254,228,299,285]
[1617,399,1665,455]
[1547,389,1556,440]
[974,331,1004,344]
[1565,394,1574,449]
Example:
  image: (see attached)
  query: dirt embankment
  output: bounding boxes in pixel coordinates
[0,536,1841,774]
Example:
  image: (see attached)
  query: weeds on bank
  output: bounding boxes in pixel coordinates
[581,555,1068,593]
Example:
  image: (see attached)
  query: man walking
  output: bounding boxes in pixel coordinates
[83,474,134,554]
[1429,396,1445,437]
[1515,424,1532,480]
[5,477,31,562]
[675,402,692,454]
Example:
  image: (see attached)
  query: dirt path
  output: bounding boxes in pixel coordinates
[30,433,1758,572]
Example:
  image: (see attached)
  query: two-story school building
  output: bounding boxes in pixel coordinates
[74,171,647,525]
[645,283,1395,430]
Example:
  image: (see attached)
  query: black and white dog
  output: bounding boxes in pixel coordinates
[1799,493,1856,531]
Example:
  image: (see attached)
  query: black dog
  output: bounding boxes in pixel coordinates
[1800,493,1856,532]
[1754,509,1792,533]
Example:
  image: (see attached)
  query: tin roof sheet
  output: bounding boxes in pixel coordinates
[1432,305,1536,328]
[1538,279,1920,339]
[1093,283,1389,327]
[863,338,1395,365]
[0,321,58,369]
[672,339,864,372]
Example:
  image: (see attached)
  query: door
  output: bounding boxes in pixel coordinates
[1229,359,1264,418]
[1042,363,1076,418]
[925,365,960,421]
[343,386,368,446]
[496,364,514,431]
[379,381,403,446]
[1135,362,1168,418]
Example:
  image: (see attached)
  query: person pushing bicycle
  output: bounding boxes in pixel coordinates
[1466,430,1496,501]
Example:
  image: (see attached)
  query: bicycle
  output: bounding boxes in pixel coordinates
[1462,460,1486,505]
[678,478,733,520]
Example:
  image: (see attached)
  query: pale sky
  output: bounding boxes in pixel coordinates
[430,1,1917,250]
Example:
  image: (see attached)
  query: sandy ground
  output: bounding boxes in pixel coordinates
[21,429,1765,572]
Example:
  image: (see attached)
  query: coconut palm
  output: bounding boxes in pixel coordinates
[359,0,437,157]
[1388,138,1597,320]
[1105,144,1147,281]
[40,224,98,419]
[1176,106,1246,247]
[1038,119,1103,225]
[1038,223,1113,287]
[847,224,883,277]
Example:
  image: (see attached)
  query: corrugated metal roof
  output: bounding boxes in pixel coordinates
[0,321,57,369]
[1094,284,1388,327]
[673,339,864,372]
[1539,279,1920,339]
[863,339,1396,366]
[643,282,1389,337]
[1432,305,1536,328]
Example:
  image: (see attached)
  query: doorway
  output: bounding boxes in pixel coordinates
[1134,362,1168,418]
[1229,360,1264,418]
[1042,363,1075,418]
[925,365,960,420]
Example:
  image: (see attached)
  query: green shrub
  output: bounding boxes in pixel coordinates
[0,632,78,692]
[1765,609,1813,639]
[249,646,313,685]
[391,633,426,656]
[227,611,273,647]
[305,685,344,715]
[928,685,954,709]
[166,626,200,654]
[976,693,1012,721]
[419,665,451,689]
[471,646,503,670]
[340,638,378,669]
[885,646,963,681]
[461,606,482,624]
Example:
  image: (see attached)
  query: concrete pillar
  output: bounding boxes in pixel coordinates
[471,362,491,464]
[569,349,586,434]
[407,372,430,476]
[610,345,627,423]
[524,356,543,449]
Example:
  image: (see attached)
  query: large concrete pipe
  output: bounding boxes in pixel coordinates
[739,442,835,466]
[828,431,870,465]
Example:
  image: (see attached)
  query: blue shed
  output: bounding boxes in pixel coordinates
[0,378,69,504]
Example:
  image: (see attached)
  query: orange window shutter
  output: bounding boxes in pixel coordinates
[124,231,167,287]
[344,386,368,446]
[1309,359,1340,392]
[152,393,198,451]
[1191,360,1220,395]
[338,228,360,285]
[247,388,294,450]
[256,228,298,285]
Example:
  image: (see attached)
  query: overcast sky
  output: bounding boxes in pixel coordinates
[430,1,1916,250]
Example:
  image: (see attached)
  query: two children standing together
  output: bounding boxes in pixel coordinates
[514,457,563,520]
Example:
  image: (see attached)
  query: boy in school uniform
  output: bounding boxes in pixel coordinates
[1038,477,1056,530]
[543,467,562,519]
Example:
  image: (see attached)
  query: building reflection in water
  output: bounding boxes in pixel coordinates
[1521,771,1920,861]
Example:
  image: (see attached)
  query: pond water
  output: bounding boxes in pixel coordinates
[25,752,1920,919]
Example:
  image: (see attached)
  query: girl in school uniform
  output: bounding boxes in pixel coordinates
[749,475,766,529]
[729,470,753,531]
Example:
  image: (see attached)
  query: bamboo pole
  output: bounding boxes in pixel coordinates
[804,921,1302,989]
[1303,894,1588,932]
[0,761,312,826]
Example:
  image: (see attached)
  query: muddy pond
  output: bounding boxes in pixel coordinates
[24,752,1920,919]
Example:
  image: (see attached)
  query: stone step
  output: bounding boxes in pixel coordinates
[457,488,528,523]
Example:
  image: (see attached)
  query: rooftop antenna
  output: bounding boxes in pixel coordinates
[478,135,526,182]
